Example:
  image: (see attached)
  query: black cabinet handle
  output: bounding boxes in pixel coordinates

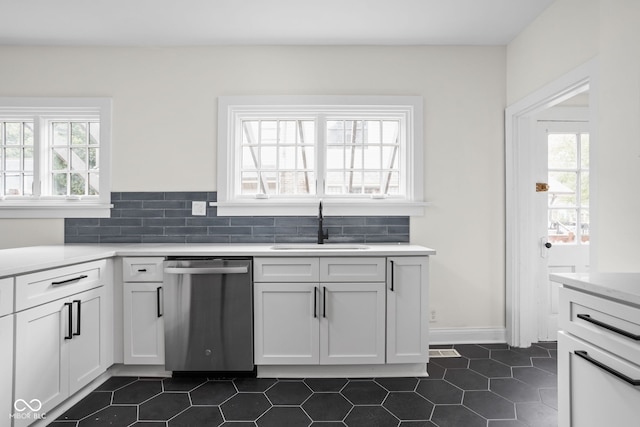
[52,275,88,286]
[64,302,73,340]
[390,260,395,292]
[575,350,640,386]
[157,287,163,318]
[73,300,81,336]
[313,287,318,318]
[323,287,327,318]
[137,268,147,272]
[577,314,640,341]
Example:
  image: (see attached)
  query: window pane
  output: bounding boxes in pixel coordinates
[5,148,20,171]
[548,171,576,206]
[279,121,297,144]
[52,173,67,195]
[364,171,381,194]
[260,147,277,169]
[366,121,381,144]
[326,171,344,194]
[242,147,258,170]
[580,209,590,244]
[278,171,295,194]
[52,148,68,171]
[300,121,315,145]
[548,133,577,169]
[279,146,296,169]
[327,121,344,145]
[382,146,398,169]
[88,147,99,170]
[23,174,33,196]
[297,146,314,169]
[581,172,589,207]
[88,173,99,195]
[24,123,33,145]
[382,121,399,144]
[89,122,100,145]
[363,145,381,169]
[580,133,589,169]
[347,171,363,194]
[243,121,259,145]
[383,171,400,194]
[5,175,20,195]
[296,171,315,194]
[52,122,69,145]
[5,123,21,145]
[71,123,87,145]
[261,172,277,193]
[241,171,259,194]
[345,120,363,144]
[326,146,344,169]
[549,208,577,244]
[24,147,34,171]
[261,121,277,144]
[71,173,86,195]
[71,147,87,170]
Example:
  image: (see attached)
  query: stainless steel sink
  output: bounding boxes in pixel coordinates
[270,244,370,250]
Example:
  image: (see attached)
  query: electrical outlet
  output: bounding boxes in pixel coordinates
[192,201,207,216]
[430,310,437,322]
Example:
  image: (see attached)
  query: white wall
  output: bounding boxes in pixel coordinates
[507,0,640,271]
[0,45,507,329]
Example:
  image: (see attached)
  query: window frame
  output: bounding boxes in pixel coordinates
[217,96,426,216]
[0,97,112,218]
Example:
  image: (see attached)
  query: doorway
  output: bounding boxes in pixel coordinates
[505,60,596,347]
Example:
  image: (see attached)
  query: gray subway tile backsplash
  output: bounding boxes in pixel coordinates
[64,192,410,244]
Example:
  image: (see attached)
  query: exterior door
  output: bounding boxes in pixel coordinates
[537,119,590,341]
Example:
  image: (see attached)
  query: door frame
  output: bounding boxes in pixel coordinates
[505,59,597,347]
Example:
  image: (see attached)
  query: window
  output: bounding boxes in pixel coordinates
[0,97,111,218]
[218,96,425,216]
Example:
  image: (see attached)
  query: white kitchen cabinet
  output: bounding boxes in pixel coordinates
[254,282,320,364]
[121,257,165,365]
[557,283,640,427]
[0,313,14,426]
[386,257,429,363]
[254,257,386,365]
[123,283,165,364]
[14,286,108,427]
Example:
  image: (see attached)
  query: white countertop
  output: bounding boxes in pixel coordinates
[550,272,640,307]
[0,243,436,277]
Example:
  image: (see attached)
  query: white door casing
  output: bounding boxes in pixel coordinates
[505,59,597,347]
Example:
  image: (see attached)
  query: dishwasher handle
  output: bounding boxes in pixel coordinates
[164,266,249,275]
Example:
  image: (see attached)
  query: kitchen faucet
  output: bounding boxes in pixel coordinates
[317,200,329,244]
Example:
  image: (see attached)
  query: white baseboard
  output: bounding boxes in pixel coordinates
[429,327,507,345]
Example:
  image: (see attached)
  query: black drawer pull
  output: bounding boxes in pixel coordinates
[52,275,88,286]
[389,260,395,292]
[577,313,640,341]
[157,286,163,318]
[64,302,73,340]
[313,287,318,319]
[575,350,640,386]
[73,300,81,336]
[323,287,327,318]
[137,268,147,272]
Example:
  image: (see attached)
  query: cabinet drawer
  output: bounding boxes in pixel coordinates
[123,257,165,282]
[254,258,320,282]
[0,277,14,316]
[320,258,386,282]
[560,287,640,364]
[15,259,107,311]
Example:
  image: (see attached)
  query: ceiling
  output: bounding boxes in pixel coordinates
[0,0,555,46]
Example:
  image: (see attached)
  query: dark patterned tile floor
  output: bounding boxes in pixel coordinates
[50,342,557,427]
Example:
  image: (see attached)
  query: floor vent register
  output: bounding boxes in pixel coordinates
[428,348,462,358]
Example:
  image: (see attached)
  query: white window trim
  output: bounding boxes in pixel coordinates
[217,95,427,216]
[0,97,112,218]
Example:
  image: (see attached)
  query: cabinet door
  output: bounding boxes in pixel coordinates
[558,331,640,427]
[15,299,70,424]
[386,257,429,363]
[320,282,385,365]
[69,287,107,394]
[0,314,14,425]
[254,283,320,365]
[123,283,165,365]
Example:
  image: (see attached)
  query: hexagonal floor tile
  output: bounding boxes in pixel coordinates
[266,381,312,405]
[304,378,348,392]
[430,356,470,369]
[375,377,418,392]
[139,392,191,421]
[532,357,558,375]
[490,350,533,367]
[341,380,388,405]
[78,405,138,427]
[233,378,277,392]
[512,367,557,389]
[540,388,558,410]
[168,406,223,426]
[257,407,311,427]
[383,391,433,421]
[163,377,208,392]
[463,390,515,419]
[302,393,352,421]
[469,358,513,378]
[344,406,398,427]
[190,381,237,405]
[56,392,112,421]
[220,393,271,421]
[112,380,163,404]
[416,379,463,404]
[515,402,558,426]
[398,421,437,427]
[488,420,527,426]
[94,376,137,392]
[490,378,540,403]
[444,369,489,391]
[454,344,490,359]
[425,363,446,379]
[431,405,486,427]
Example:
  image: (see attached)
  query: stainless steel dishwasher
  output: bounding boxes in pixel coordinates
[163,257,254,373]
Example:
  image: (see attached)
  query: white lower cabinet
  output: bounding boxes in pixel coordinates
[386,257,429,363]
[254,281,385,365]
[123,283,165,364]
[14,286,107,427]
[1,314,14,425]
[558,331,640,427]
